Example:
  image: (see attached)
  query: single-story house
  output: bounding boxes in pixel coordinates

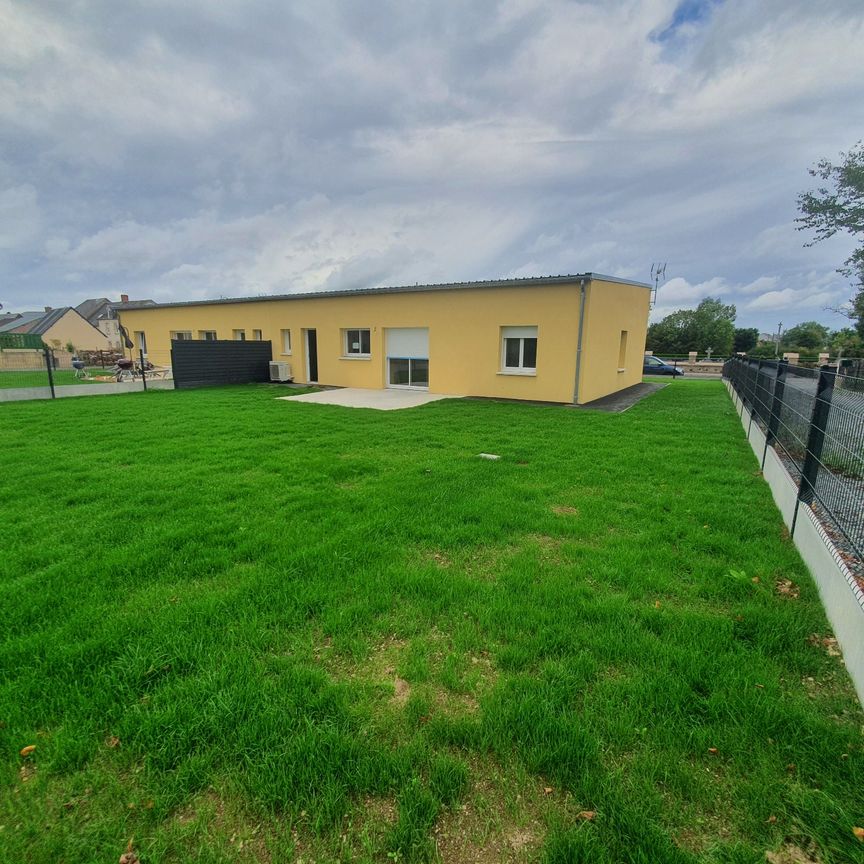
[0,307,112,352]
[116,273,651,404]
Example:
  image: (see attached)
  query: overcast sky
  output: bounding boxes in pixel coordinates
[1,0,862,332]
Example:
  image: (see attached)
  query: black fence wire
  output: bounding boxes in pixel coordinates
[724,357,864,577]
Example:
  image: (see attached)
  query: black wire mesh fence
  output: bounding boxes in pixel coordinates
[724,357,864,576]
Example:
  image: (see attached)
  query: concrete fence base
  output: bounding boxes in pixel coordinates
[0,380,175,403]
[725,380,864,706]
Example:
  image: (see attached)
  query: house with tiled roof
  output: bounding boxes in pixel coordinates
[0,307,112,351]
[75,294,156,349]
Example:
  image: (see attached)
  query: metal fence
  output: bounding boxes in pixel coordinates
[0,348,163,402]
[724,357,864,573]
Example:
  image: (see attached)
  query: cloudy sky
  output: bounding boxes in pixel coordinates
[1,0,862,331]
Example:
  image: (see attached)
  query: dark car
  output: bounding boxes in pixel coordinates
[643,355,684,376]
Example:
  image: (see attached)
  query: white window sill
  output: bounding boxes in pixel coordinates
[341,354,371,360]
[280,352,293,356]
[617,367,626,373]
[498,369,536,377]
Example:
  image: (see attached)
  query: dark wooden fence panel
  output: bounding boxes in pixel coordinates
[171,340,273,389]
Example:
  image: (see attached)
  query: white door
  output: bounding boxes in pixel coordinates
[386,328,429,389]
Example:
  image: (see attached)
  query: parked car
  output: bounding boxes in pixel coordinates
[643,355,684,376]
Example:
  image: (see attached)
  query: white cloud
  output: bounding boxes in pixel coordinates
[0,0,862,331]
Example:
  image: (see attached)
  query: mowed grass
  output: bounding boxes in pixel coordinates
[0,369,105,388]
[1,382,862,863]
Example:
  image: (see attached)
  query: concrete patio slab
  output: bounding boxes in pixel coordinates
[277,388,461,410]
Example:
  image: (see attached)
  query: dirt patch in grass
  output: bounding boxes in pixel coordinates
[171,788,273,862]
[432,757,587,863]
[765,838,823,863]
[393,676,411,706]
[427,550,453,568]
[551,505,579,516]
[776,578,801,599]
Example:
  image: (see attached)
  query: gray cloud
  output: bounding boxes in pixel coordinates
[0,0,862,332]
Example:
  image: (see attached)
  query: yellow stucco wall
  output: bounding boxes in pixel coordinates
[118,278,649,404]
[576,278,651,404]
[41,310,112,352]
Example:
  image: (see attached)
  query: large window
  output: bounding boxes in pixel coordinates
[170,330,192,341]
[252,329,263,341]
[233,329,246,341]
[280,329,292,354]
[134,331,147,354]
[344,328,371,356]
[198,330,217,341]
[501,326,537,374]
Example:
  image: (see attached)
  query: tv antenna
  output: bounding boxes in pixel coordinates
[650,262,667,308]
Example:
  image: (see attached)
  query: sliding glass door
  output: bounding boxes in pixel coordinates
[385,328,430,390]
[388,357,428,388]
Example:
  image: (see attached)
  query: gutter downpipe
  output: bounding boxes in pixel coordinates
[573,277,588,404]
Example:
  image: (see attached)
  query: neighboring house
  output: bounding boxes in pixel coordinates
[75,294,156,349]
[117,273,651,404]
[0,307,112,352]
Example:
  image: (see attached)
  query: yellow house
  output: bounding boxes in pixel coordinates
[0,307,112,352]
[116,274,651,404]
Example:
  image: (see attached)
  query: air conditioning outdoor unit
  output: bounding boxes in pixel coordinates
[269,361,293,382]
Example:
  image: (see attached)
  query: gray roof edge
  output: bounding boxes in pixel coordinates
[115,273,652,312]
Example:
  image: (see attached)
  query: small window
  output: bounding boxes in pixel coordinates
[134,331,147,354]
[618,330,628,370]
[171,331,192,341]
[280,329,292,354]
[233,329,246,341]
[344,328,371,356]
[252,329,263,341]
[501,326,537,373]
[198,330,217,341]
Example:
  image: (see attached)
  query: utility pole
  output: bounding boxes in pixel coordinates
[775,322,782,358]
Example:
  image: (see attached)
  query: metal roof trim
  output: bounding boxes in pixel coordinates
[114,273,652,312]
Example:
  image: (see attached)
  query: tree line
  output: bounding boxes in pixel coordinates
[646,297,862,358]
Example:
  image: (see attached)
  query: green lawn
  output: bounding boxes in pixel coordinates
[1,383,861,863]
[0,368,107,388]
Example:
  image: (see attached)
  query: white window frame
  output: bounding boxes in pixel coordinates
[343,328,371,357]
[280,329,292,355]
[198,330,217,341]
[134,331,147,354]
[170,330,192,341]
[500,326,538,375]
[233,329,246,341]
[252,329,263,341]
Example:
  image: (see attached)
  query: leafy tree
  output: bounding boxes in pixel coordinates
[797,142,864,336]
[781,321,829,351]
[646,297,736,356]
[830,327,864,358]
[748,342,781,359]
[733,327,759,353]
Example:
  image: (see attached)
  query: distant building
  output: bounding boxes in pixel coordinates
[0,307,112,352]
[75,294,156,349]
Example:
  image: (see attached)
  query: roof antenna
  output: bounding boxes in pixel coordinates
[650,262,667,308]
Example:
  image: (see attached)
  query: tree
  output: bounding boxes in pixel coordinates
[646,297,736,356]
[797,142,864,336]
[733,327,759,353]
[830,328,864,359]
[781,321,829,351]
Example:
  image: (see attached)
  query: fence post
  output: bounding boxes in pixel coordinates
[44,347,56,399]
[791,365,835,537]
[762,360,788,468]
[139,347,148,392]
